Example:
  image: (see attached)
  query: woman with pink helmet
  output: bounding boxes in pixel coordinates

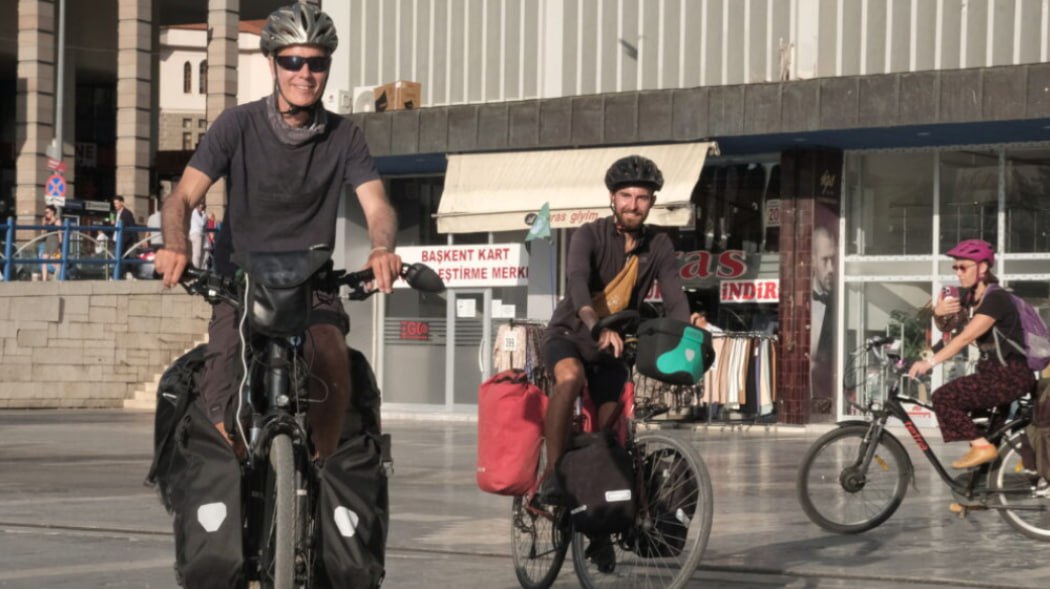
[907,239,1035,471]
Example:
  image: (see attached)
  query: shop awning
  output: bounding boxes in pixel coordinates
[435,142,716,234]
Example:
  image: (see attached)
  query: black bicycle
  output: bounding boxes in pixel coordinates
[796,335,1050,541]
[511,311,714,589]
[180,249,444,588]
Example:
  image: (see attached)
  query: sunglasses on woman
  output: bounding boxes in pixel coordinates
[952,263,976,272]
[274,55,331,73]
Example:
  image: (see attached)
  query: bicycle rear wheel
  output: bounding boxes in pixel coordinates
[262,433,305,589]
[797,424,910,534]
[571,431,712,589]
[990,431,1050,541]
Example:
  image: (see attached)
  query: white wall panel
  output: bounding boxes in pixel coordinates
[332,0,1050,107]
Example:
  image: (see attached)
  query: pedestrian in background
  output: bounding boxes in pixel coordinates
[39,205,62,281]
[189,203,207,268]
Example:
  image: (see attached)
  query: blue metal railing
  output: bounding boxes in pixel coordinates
[0,217,215,281]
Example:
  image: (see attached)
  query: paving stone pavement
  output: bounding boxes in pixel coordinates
[0,410,1046,588]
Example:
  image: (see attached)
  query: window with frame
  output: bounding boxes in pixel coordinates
[199,60,207,94]
[183,61,192,94]
[938,150,999,253]
[844,151,934,256]
[1004,149,1050,254]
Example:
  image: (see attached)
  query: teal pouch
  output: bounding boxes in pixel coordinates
[636,318,714,385]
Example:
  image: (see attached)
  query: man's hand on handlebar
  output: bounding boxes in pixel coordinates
[365,248,402,294]
[597,328,624,358]
[155,248,189,288]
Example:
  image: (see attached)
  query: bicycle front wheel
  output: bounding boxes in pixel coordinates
[990,431,1050,541]
[571,431,713,589]
[264,433,299,589]
[797,424,910,534]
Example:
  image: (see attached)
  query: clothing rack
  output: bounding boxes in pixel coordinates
[492,320,550,389]
[701,332,779,425]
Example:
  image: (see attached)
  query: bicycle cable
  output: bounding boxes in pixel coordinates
[235,276,252,455]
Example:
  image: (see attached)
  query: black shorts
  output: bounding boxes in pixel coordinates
[542,332,628,405]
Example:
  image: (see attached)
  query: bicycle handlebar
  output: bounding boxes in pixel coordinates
[178,261,445,305]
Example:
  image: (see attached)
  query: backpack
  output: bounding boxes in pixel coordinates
[557,432,637,535]
[986,284,1050,372]
[476,369,548,496]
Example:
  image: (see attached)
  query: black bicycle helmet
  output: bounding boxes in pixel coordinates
[260,3,339,57]
[604,155,665,192]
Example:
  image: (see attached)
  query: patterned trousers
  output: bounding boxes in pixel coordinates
[932,357,1035,443]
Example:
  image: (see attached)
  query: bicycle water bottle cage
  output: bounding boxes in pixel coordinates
[234,249,332,337]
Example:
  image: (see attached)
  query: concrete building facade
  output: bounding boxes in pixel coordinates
[4,1,1050,423]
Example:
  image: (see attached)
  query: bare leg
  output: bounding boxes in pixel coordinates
[545,357,585,470]
[305,324,350,459]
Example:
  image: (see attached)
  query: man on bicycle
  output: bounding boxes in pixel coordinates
[155,3,401,460]
[540,155,705,494]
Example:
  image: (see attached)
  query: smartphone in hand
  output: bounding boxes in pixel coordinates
[942,285,959,301]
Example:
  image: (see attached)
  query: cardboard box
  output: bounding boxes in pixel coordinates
[373,80,422,112]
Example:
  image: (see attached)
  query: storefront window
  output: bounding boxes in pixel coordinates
[842,281,932,416]
[844,152,934,256]
[939,150,999,253]
[1005,149,1050,253]
[839,144,1050,425]
[693,162,781,254]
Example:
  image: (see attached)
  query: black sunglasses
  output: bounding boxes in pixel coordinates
[275,55,331,73]
[952,263,976,271]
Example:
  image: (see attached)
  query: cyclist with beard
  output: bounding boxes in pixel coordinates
[539,156,704,498]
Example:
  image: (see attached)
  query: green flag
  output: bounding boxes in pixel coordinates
[525,202,551,242]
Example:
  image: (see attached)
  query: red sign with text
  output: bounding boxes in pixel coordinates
[720,279,780,303]
[399,320,431,341]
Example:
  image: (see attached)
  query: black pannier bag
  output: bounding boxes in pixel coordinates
[146,344,207,509]
[146,344,244,587]
[557,432,636,535]
[148,338,389,588]
[636,318,715,385]
[313,432,389,588]
[313,347,389,588]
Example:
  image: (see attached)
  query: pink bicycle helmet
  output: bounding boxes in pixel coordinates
[946,239,995,266]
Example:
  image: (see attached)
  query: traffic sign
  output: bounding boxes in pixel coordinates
[45,172,66,198]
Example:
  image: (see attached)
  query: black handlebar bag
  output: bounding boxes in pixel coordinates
[235,249,333,337]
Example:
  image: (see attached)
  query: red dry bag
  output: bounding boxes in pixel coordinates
[476,369,547,495]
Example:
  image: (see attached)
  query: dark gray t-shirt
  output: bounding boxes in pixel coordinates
[188,98,380,275]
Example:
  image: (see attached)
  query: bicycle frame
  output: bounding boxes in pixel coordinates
[858,375,1034,504]
[243,336,310,459]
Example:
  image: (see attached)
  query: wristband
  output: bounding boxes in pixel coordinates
[369,246,390,255]
[928,358,939,368]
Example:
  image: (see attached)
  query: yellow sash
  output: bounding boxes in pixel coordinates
[591,255,639,317]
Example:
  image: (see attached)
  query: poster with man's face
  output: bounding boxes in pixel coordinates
[810,171,840,417]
